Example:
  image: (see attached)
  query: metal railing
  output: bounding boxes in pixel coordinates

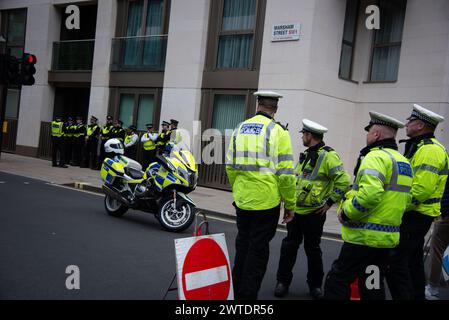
[52,39,95,71]
[197,135,231,190]
[111,35,168,71]
[38,121,52,160]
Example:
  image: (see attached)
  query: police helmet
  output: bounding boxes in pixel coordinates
[104,138,124,155]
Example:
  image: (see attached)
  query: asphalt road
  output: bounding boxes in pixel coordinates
[0,171,346,300]
[1,171,447,300]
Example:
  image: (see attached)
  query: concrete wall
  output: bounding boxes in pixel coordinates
[88,0,116,125]
[160,0,210,153]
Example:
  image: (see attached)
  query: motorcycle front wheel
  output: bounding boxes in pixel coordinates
[158,198,195,232]
[104,194,128,217]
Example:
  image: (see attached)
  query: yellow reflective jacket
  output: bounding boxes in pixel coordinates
[295,145,350,214]
[342,145,413,248]
[226,113,296,211]
[51,121,64,137]
[406,137,449,217]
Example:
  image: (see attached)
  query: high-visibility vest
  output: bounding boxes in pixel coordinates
[225,113,296,211]
[406,137,449,217]
[87,125,99,138]
[143,133,157,151]
[295,146,350,215]
[342,147,413,248]
[125,134,137,146]
[51,121,64,138]
[101,125,113,140]
[73,124,86,138]
[64,124,76,138]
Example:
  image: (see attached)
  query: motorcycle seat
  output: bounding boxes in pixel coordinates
[126,167,144,180]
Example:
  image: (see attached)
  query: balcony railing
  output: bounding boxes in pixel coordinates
[111,35,167,71]
[52,39,95,71]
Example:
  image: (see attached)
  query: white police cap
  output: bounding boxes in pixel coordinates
[407,104,445,127]
[301,119,328,134]
[253,91,283,99]
[365,111,405,132]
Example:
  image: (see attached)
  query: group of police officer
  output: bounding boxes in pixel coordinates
[50,115,181,170]
[226,91,448,300]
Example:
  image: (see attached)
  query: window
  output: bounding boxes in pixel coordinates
[5,89,21,119]
[216,0,257,69]
[212,94,246,134]
[117,91,159,131]
[369,0,406,82]
[119,0,168,69]
[339,0,359,80]
[1,9,27,58]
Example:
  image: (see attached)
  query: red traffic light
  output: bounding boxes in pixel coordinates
[24,54,37,64]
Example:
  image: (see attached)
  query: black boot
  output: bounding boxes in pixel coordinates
[274,282,289,298]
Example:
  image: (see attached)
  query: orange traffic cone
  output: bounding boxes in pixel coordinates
[350,278,361,300]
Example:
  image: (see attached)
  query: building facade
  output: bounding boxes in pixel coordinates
[1,0,448,189]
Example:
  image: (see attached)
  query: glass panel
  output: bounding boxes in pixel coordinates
[124,0,144,66]
[5,89,20,119]
[342,0,358,43]
[7,10,26,44]
[370,46,401,81]
[222,0,256,31]
[9,47,23,59]
[119,94,135,129]
[146,0,164,35]
[375,0,406,44]
[339,44,353,79]
[137,95,155,131]
[217,34,253,69]
[212,95,246,134]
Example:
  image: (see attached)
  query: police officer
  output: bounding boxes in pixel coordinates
[124,125,139,159]
[226,91,296,300]
[112,120,126,142]
[98,115,114,169]
[386,104,448,300]
[83,116,100,169]
[141,124,158,169]
[324,111,413,300]
[64,117,76,166]
[156,121,171,155]
[169,119,182,145]
[50,116,67,168]
[275,119,350,299]
[72,116,86,166]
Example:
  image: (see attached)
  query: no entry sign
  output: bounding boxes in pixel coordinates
[175,233,234,300]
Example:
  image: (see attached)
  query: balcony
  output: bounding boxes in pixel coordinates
[52,39,95,71]
[111,35,167,72]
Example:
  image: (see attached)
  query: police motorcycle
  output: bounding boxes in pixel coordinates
[100,138,198,232]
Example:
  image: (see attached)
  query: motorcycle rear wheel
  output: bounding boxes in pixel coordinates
[104,194,128,217]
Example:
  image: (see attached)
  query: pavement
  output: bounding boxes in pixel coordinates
[0,152,342,238]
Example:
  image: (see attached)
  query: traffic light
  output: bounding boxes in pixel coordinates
[20,53,36,86]
[0,54,20,85]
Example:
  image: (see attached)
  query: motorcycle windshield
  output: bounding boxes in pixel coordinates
[167,142,197,173]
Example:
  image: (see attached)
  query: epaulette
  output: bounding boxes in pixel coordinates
[275,121,289,131]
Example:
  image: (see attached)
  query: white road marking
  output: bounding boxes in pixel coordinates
[185,265,228,291]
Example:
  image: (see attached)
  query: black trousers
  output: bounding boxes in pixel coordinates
[386,211,434,300]
[98,139,108,169]
[277,211,326,289]
[65,138,74,165]
[51,137,65,166]
[324,242,390,300]
[83,139,98,169]
[232,205,280,300]
[142,149,157,170]
[125,146,137,161]
[72,137,84,166]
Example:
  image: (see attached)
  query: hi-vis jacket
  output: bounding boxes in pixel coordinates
[406,137,449,217]
[295,146,350,215]
[342,147,413,248]
[226,113,296,211]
